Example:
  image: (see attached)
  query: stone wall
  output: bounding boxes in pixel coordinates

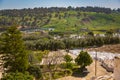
[101,59,114,72]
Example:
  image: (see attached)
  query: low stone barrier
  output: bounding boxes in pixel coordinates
[101,59,114,72]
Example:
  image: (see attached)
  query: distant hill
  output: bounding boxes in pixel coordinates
[0,7,120,33]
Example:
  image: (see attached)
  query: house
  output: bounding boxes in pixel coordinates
[48,28,55,31]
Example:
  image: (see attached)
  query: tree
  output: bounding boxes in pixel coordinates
[1,71,33,80]
[87,31,94,36]
[105,30,114,37]
[75,51,93,70]
[67,6,73,10]
[94,36,104,47]
[1,25,29,73]
[28,65,42,80]
[43,51,63,80]
[28,50,49,79]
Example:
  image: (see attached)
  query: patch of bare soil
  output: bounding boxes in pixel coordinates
[87,44,120,53]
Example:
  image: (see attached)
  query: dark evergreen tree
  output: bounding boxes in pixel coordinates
[1,25,29,72]
[75,51,93,71]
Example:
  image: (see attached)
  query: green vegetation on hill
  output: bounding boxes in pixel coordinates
[0,7,120,33]
[44,12,120,32]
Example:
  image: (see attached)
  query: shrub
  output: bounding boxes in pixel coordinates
[61,63,74,70]
[1,71,33,80]
[27,65,42,79]
[64,69,73,76]
[64,54,73,63]
[53,72,64,79]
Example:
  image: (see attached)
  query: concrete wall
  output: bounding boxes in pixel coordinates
[114,56,120,80]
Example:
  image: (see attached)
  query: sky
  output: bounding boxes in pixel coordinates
[0,0,120,10]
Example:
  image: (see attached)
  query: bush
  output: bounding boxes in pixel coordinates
[61,63,74,70]
[53,69,72,79]
[42,72,50,80]
[64,54,73,63]
[27,65,42,79]
[1,71,33,80]
[53,72,64,79]
[64,69,73,76]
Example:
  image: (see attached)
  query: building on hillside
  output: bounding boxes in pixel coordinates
[48,28,55,31]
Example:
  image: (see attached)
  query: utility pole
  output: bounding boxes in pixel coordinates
[95,48,97,77]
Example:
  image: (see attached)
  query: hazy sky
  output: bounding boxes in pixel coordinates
[0,0,120,10]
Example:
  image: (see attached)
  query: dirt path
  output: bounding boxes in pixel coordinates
[85,61,111,80]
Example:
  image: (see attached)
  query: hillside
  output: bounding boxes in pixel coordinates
[0,7,120,33]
